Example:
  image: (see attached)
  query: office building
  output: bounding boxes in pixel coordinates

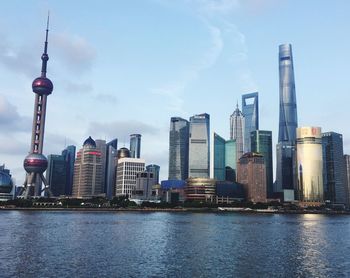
[168,117,189,180]
[242,93,259,153]
[130,134,141,158]
[296,127,323,202]
[237,152,267,203]
[95,139,107,195]
[322,132,347,204]
[225,139,236,181]
[133,171,156,199]
[146,164,160,184]
[344,155,350,206]
[72,136,103,198]
[251,130,273,198]
[105,139,118,199]
[210,132,226,181]
[62,145,76,195]
[185,177,216,202]
[230,104,245,161]
[46,154,67,197]
[0,165,14,201]
[188,113,210,178]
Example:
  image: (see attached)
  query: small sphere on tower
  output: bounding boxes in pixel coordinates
[23,153,48,174]
[32,77,53,95]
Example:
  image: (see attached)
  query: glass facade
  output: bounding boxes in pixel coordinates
[230,105,245,161]
[106,138,118,199]
[322,132,347,204]
[344,155,350,207]
[46,154,67,197]
[251,130,273,198]
[189,113,210,178]
[210,132,226,181]
[61,145,76,196]
[242,92,259,153]
[225,139,236,181]
[296,127,323,202]
[168,117,189,180]
[146,164,160,184]
[276,43,298,193]
[130,134,141,158]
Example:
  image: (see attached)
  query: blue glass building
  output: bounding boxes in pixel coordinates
[242,92,259,153]
[130,134,141,158]
[225,139,236,181]
[188,113,210,178]
[106,138,118,199]
[61,145,76,196]
[46,154,67,197]
[146,164,160,185]
[210,132,226,181]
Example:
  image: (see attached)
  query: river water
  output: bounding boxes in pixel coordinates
[0,211,349,278]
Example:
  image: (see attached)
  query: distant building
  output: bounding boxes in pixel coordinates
[242,93,259,153]
[251,130,273,198]
[322,132,347,204]
[72,136,103,198]
[161,180,186,203]
[188,113,210,178]
[230,104,245,161]
[185,177,216,202]
[344,155,350,206]
[46,154,67,197]
[296,127,323,202]
[105,139,118,199]
[215,181,245,202]
[0,165,14,201]
[146,164,160,184]
[115,156,145,197]
[61,145,76,195]
[210,132,226,181]
[130,134,141,158]
[133,171,156,200]
[95,139,107,195]
[225,139,236,181]
[237,152,267,203]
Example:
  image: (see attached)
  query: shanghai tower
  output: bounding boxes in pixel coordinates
[21,16,54,198]
[275,44,298,194]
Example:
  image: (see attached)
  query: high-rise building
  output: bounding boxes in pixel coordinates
[225,139,236,181]
[210,132,226,181]
[130,134,141,158]
[237,152,267,203]
[168,117,189,180]
[230,104,245,161]
[72,137,103,198]
[296,127,323,202]
[344,155,350,206]
[105,139,118,199]
[251,130,273,198]
[188,113,210,178]
[0,165,14,201]
[242,93,259,153]
[134,171,156,200]
[115,156,145,197]
[62,145,76,195]
[46,155,67,197]
[276,43,298,194]
[21,17,54,198]
[322,132,347,204]
[95,139,107,194]
[146,164,160,184]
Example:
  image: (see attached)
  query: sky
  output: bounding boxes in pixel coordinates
[1,0,350,184]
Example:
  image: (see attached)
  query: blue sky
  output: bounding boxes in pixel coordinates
[1,0,350,183]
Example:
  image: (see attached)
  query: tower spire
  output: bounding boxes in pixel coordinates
[41,11,50,77]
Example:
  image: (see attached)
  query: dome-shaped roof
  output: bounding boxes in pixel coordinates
[0,171,13,194]
[117,147,130,159]
[83,136,96,148]
[32,77,53,95]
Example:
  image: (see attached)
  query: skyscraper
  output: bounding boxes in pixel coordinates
[46,154,66,197]
[242,93,259,153]
[72,137,103,198]
[251,130,273,199]
[95,139,107,194]
[296,127,323,202]
[230,104,245,161]
[146,164,160,184]
[188,113,210,178]
[62,145,76,196]
[105,139,118,199]
[21,16,54,198]
[210,132,226,181]
[168,117,189,180]
[344,155,350,206]
[225,139,236,181]
[276,43,298,194]
[322,132,347,204]
[130,134,141,158]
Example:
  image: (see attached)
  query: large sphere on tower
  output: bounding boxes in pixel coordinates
[32,77,53,95]
[23,153,48,174]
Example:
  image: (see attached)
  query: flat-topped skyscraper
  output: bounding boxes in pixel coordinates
[275,43,298,193]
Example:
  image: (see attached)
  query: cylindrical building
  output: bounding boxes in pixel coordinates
[296,127,323,202]
[185,177,216,202]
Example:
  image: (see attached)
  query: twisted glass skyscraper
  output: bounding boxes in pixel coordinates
[275,44,298,193]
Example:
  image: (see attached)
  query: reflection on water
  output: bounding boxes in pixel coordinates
[1,211,350,277]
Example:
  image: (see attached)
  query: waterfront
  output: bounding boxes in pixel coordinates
[1,212,350,278]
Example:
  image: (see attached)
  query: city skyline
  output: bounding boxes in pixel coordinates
[1,1,350,184]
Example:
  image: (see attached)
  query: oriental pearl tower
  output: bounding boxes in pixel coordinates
[21,15,53,198]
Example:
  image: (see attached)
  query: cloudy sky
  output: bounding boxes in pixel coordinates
[1,0,350,184]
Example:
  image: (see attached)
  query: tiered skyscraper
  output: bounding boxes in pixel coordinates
[275,43,298,194]
[230,104,245,161]
[22,16,54,198]
[242,93,259,153]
